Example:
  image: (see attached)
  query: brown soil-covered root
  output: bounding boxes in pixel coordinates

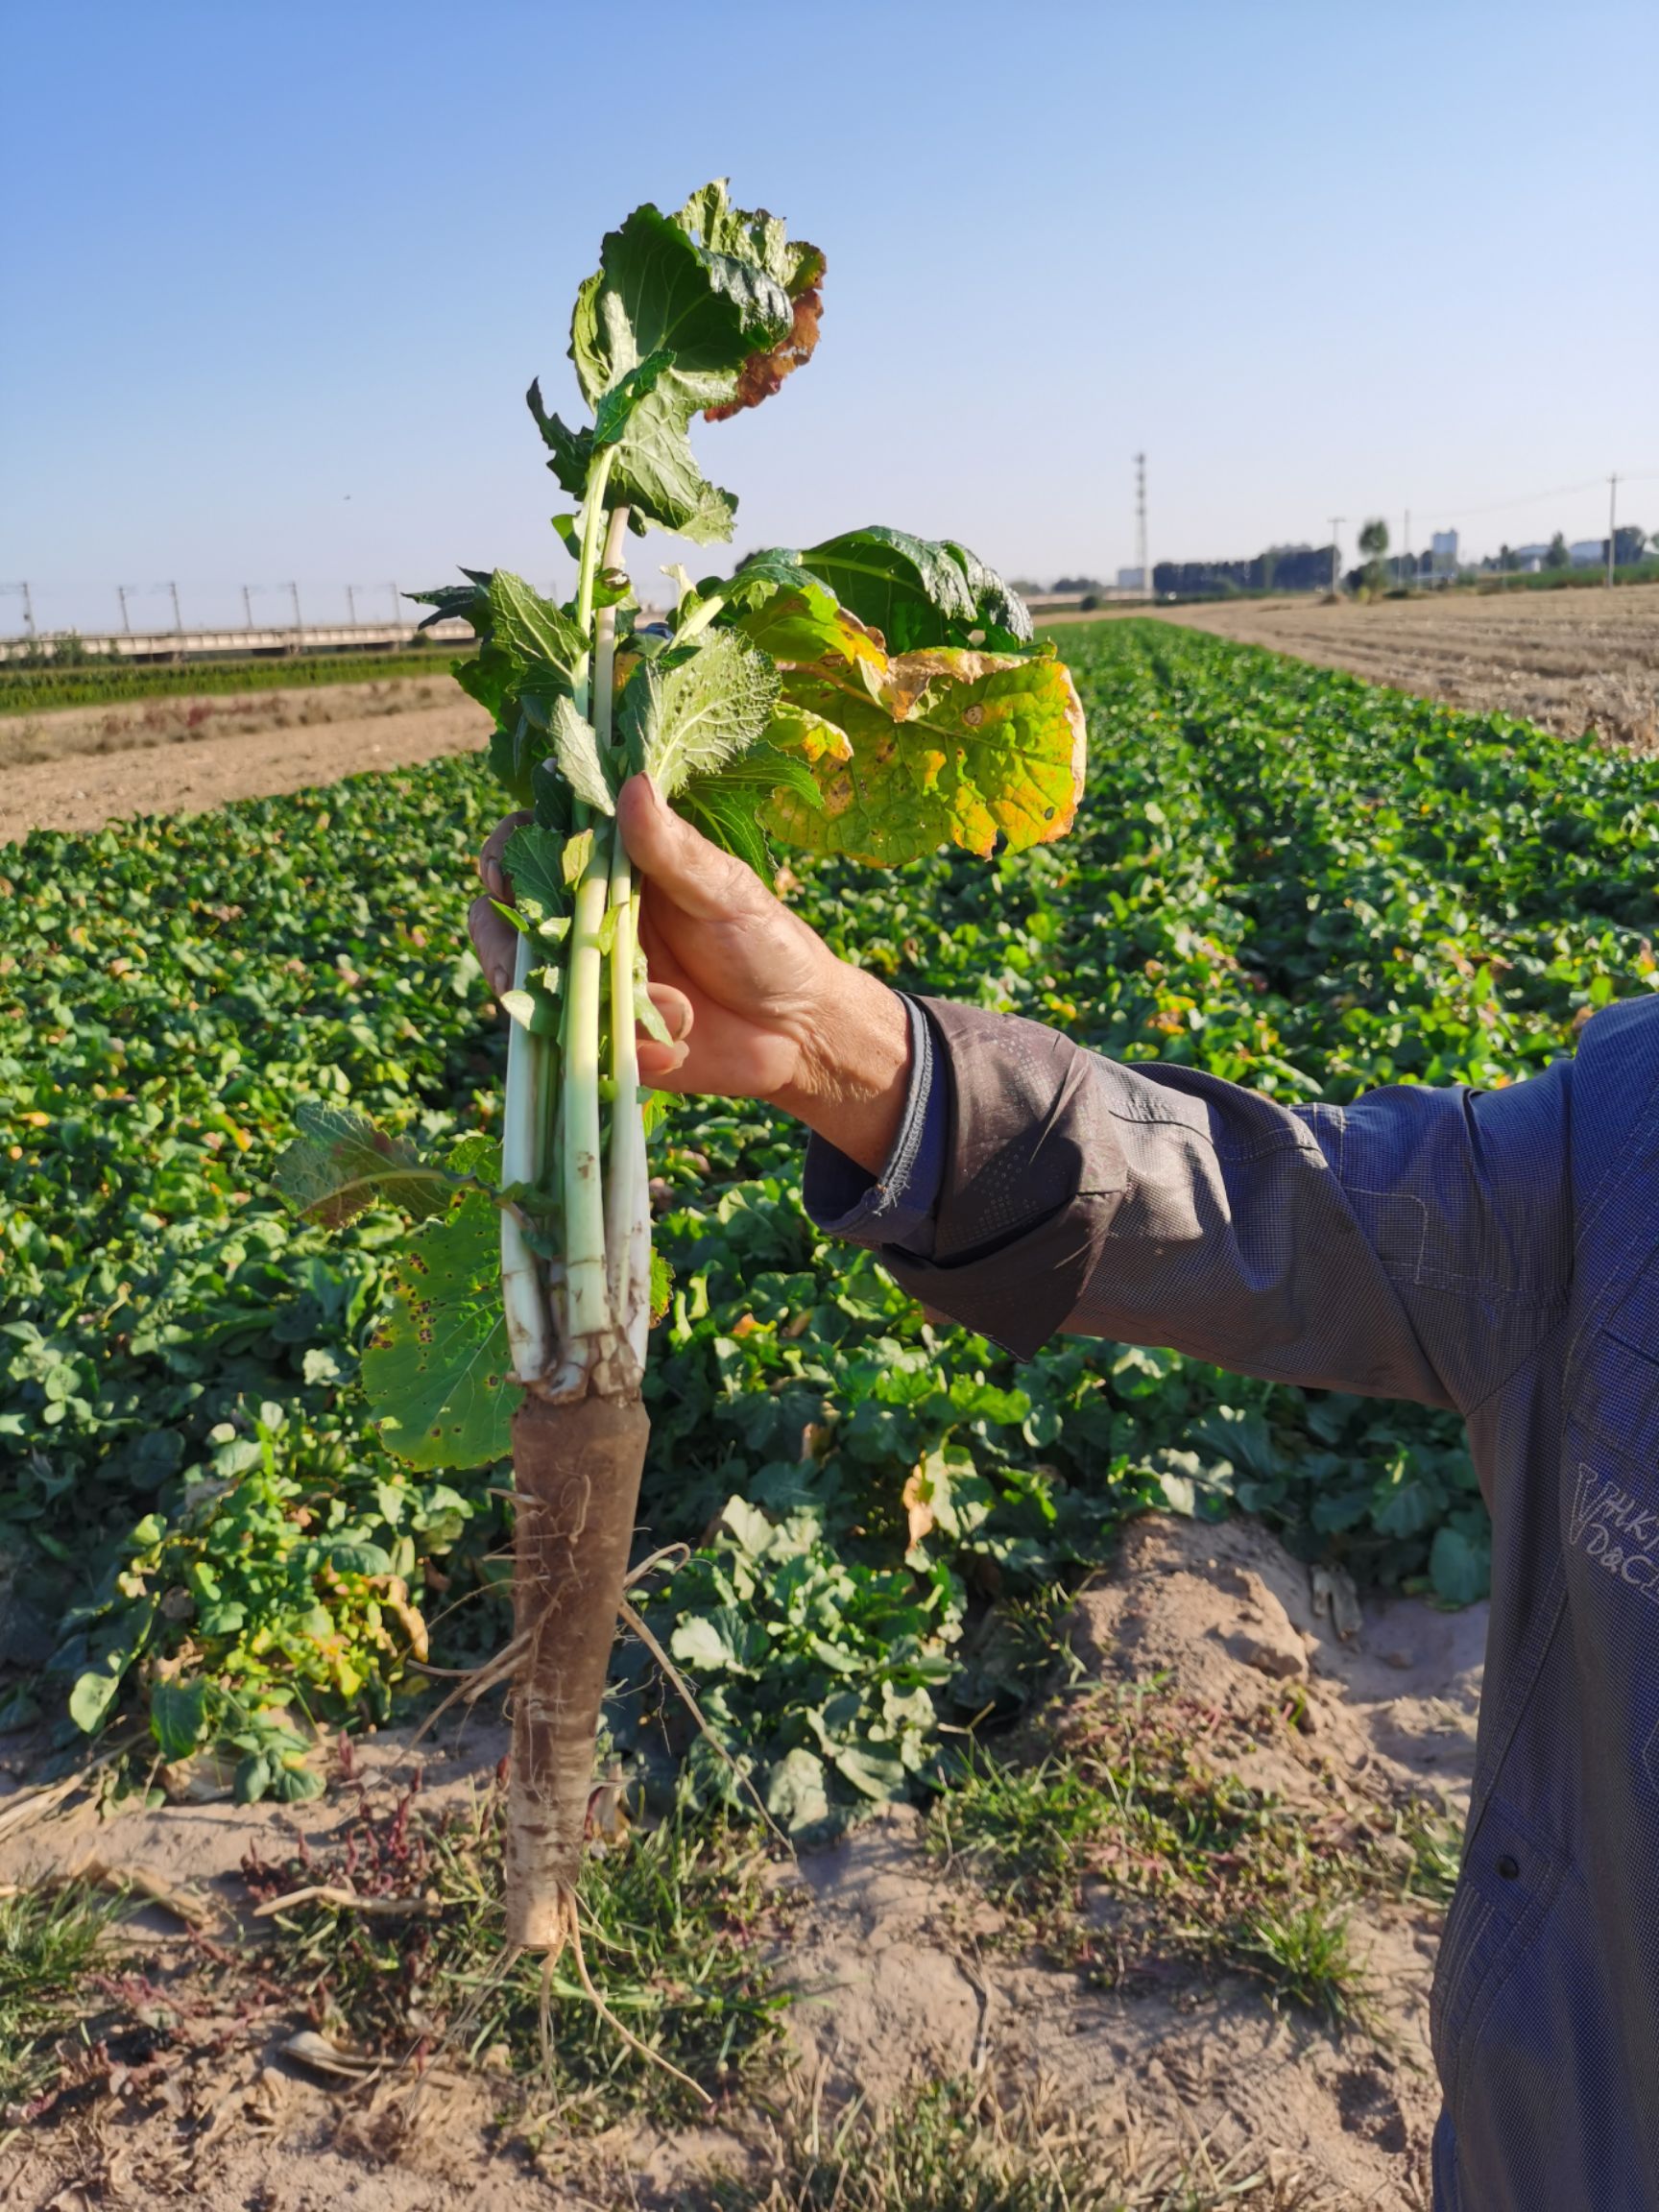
[506,1392,648,1952]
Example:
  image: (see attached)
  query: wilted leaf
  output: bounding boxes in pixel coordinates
[274,1103,451,1229]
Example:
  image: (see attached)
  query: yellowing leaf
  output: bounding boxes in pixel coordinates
[763,651,1086,867]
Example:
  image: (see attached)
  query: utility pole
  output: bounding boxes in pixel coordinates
[346,583,358,626]
[167,581,183,636]
[1608,473,1619,588]
[1404,509,1410,588]
[242,585,254,630]
[1328,519,1345,595]
[289,582,303,650]
[3,582,37,637]
[117,585,133,635]
[389,581,401,627]
[1135,452,1150,600]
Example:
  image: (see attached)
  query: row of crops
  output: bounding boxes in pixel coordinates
[0,643,462,719]
[4,621,1656,1820]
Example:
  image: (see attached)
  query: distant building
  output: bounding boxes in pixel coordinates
[1430,529,1459,578]
[1116,566,1145,590]
[1570,539,1603,567]
[1511,542,1551,573]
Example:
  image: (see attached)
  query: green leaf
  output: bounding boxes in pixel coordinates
[570,197,791,411]
[547,697,617,816]
[592,348,678,448]
[670,1605,766,1676]
[273,1102,452,1229]
[405,569,492,632]
[1430,1526,1489,1605]
[487,570,585,685]
[233,1751,272,1804]
[563,184,821,540]
[678,742,824,877]
[502,823,570,928]
[763,649,1087,866]
[831,1740,908,1801]
[795,528,1032,654]
[361,1179,518,1473]
[763,1746,830,1834]
[321,1540,394,1576]
[715,552,888,672]
[940,540,1035,648]
[151,1677,211,1761]
[69,1667,122,1735]
[526,379,593,501]
[267,1758,326,1804]
[600,384,737,544]
[617,629,779,796]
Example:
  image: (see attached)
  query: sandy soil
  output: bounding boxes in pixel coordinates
[1,1515,1483,2210]
[1057,582,1659,750]
[0,682,491,845]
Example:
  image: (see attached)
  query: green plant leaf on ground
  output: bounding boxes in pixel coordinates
[8,618,1657,1782]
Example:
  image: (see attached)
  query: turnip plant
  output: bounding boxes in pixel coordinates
[277,180,1086,1960]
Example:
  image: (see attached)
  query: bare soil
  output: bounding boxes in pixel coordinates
[1,1515,1483,2210]
[1057,583,1659,749]
[0,680,491,846]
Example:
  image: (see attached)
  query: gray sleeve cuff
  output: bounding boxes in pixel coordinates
[801,995,945,1258]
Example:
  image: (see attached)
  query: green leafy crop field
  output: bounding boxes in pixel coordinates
[4,622,1655,1818]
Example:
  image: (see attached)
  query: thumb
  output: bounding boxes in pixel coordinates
[616,773,768,922]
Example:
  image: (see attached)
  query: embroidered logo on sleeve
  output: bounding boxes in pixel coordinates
[1571,1464,1659,1606]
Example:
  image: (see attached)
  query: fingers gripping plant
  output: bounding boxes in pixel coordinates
[277,181,1086,1961]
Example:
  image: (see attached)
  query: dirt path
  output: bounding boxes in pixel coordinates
[1,686,491,844]
[2,1515,1482,2209]
[1055,582,1659,748]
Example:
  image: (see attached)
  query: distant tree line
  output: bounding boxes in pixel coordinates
[1152,544,1336,597]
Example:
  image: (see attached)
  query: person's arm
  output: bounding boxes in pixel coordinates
[470,781,1573,1417]
[841,997,1575,1420]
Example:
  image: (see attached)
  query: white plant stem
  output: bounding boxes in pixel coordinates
[562,828,613,1355]
[605,862,651,1368]
[500,932,553,1384]
[500,469,651,1397]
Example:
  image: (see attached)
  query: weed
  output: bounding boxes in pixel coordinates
[1231,1903,1374,2032]
[700,2073,1334,2211]
[241,1777,790,2124]
[0,1884,126,2119]
[928,1683,1405,2031]
[1395,1801,1463,1909]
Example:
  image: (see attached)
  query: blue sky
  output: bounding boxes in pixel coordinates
[3,0,1655,636]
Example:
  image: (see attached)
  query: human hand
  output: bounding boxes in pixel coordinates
[468,776,911,1174]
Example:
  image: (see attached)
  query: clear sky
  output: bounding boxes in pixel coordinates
[3,0,1655,636]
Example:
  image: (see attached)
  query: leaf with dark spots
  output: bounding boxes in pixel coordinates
[361,1177,517,1474]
